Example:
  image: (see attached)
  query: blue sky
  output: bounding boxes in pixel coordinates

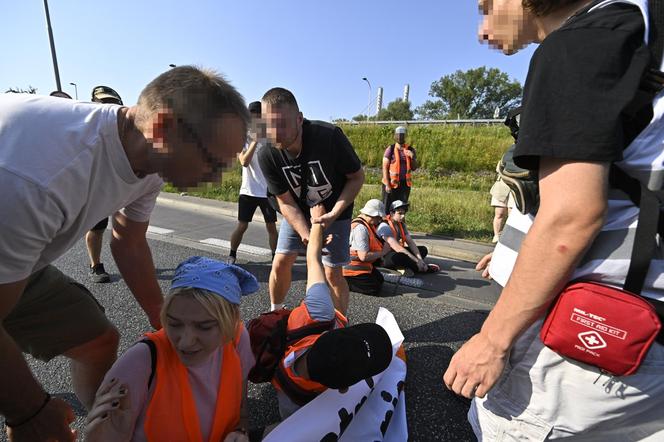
[1,1,535,121]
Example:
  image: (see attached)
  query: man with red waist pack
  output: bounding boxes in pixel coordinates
[272,206,392,420]
[444,0,664,439]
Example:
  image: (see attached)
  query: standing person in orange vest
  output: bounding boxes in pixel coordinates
[271,205,392,421]
[378,200,439,275]
[342,199,391,296]
[84,257,258,442]
[382,126,418,210]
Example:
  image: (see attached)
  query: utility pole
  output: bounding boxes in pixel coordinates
[43,0,62,92]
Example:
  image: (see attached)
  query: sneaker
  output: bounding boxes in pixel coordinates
[492,234,500,243]
[226,256,237,265]
[90,263,110,283]
[397,268,415,278]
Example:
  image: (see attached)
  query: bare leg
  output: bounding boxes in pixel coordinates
[230,221,249,253]
[63,326,119,410]
[85,230,104,267]
[269,253,298,305]
[266,222,278,254]
[324,266,350,316]
[492,206,508,240]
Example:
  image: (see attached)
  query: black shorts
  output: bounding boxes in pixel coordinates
[238,195,277,223]
[90,218,109,232]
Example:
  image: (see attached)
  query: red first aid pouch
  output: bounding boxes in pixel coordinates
[540,281,662,376]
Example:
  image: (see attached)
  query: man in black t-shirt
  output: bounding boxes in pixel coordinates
[258,88,364,315]
[444,0,664,438]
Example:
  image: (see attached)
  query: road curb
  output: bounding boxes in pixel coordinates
[156,192,493,263]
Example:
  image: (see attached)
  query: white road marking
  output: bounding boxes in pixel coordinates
[147,225,175,235]
[200,238,272,256]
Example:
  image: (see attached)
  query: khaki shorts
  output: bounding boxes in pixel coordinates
[4,265,113,361]
[490,179,514,208]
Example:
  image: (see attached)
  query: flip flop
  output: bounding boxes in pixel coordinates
[426,263,440,273]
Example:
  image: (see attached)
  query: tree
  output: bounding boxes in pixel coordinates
[376,98,414,121]
[416,67,522,119]
[5,86,37,94]
[352,114,369,122]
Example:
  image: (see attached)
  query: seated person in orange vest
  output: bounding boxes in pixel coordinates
[84,257,258,442]
[272,208,393,420]
[342,199,391,296]
[378,200,439,275]
[382,126,417,211]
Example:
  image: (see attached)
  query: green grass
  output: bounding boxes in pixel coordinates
[163,125,507,241]
[165,167,495,242]
[340,123,512,172]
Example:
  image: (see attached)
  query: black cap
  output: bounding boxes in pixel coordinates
[307,323,392,389]
[91,86,123,105]
[248,101,261,115]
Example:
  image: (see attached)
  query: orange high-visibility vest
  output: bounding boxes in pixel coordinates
[386,215,407,247]
[343,217,384,277]
[272,303,348,405]
[383,144,413,189]
[143,326,243,442]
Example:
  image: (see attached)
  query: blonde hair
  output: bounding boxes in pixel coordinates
[161,287,240,345]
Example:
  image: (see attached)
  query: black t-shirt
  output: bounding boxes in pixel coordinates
[257,119,362,219]
[514,2,651,170]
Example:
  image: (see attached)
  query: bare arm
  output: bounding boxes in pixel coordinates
[311,168,365,228]
[276,191,311,243]
[237,141,259,167]
[385,236,419,262]
[382,157,390,187]
[111,212,164,329]
[444,159,608,398]
[405,235,422,260]
[0,279,76,440]
[306,221,326,291]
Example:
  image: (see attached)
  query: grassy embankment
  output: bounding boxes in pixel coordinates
[165,124,513,241]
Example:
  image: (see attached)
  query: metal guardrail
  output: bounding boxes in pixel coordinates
[338,119,504,125]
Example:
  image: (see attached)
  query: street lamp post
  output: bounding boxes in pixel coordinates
[362,77,372,120]
[43,0,62,92]
[69,82,78,100]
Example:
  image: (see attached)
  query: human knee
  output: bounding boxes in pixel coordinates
[68,326,119,362]
[325,267,345,287]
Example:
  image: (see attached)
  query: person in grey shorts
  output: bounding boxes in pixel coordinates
[258,87,364,315]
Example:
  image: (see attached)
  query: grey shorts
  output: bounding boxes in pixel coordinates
[4,265,113,361]
[276,218,351,267]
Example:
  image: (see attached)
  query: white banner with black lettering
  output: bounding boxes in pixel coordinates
[263,307,408,442]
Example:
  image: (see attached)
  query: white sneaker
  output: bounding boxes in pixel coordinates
[492,234,500,243]
[226,256,236,265]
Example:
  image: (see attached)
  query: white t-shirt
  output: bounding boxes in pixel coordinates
[0,94,164,283]
[239,139,268,197]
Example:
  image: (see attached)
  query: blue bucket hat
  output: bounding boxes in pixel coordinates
[170,256,259,304]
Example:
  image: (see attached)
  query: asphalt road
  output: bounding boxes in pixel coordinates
[2,204,502,441]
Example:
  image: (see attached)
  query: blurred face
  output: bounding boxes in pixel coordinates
[369,215,383,226]
[392,208,407,222]
[263,103,303,150]
[478,0,537,54]
[157,113,246,190]
[164,296,222,366]
[394,133,406,144]
[249,112,266,140]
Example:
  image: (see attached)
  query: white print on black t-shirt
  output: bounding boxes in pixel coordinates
[281,160,333,206]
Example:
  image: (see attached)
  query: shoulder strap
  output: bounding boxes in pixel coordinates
[140,339,157,389]
[649,0,664,69]
[608,165,664,295]
[352,217,385,245]
[285,319,335,345]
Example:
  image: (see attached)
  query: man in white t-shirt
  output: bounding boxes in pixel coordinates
[228,101,278,264]
[0,66,249,442]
